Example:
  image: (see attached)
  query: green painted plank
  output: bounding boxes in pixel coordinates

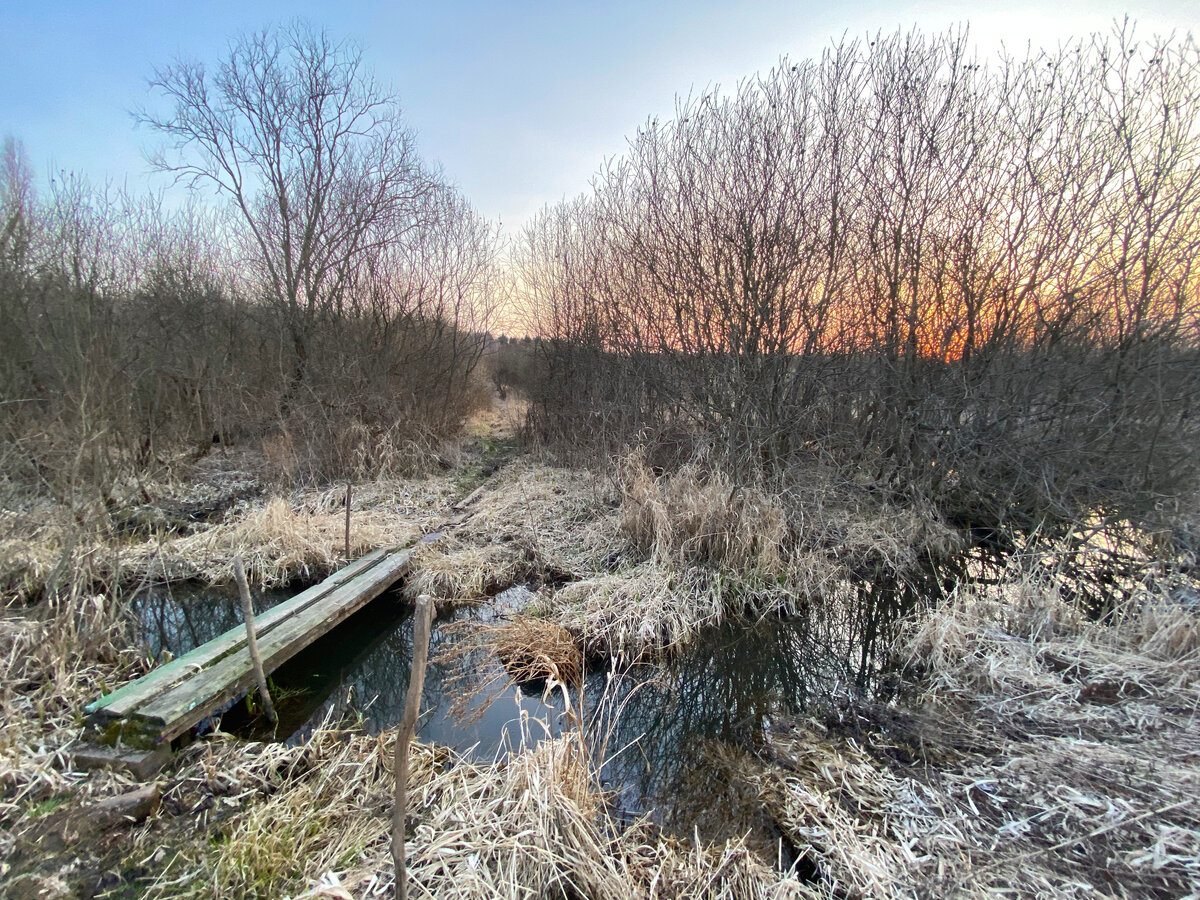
[132,547,415,742]
[87,546,395,718]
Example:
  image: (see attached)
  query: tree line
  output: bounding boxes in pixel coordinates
[516,24,1200,536]
[0,23,499,510]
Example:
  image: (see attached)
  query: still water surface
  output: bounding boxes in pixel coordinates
[132,578,910,842]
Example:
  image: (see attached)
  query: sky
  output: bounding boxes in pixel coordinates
[1,0,1196,236]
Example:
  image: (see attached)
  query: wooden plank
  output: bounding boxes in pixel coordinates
[89,549,390,720]
[74,744,172,780]
[132,546,415,742]
[134,547,413,739]
[87,547,395,720]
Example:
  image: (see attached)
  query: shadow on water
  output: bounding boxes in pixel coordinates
[133,568,937,856]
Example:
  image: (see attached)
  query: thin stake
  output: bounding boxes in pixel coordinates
[393,594,434,900]
[233,557,277,725]
[345,482,352,560]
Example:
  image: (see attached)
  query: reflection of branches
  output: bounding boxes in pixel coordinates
[132,582,289,658]
[587,612,871,811]
[156,571,940,823]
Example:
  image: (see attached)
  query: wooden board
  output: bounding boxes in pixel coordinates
[86,543,415,744]
[89,547,393,722]
[132,547,414,741]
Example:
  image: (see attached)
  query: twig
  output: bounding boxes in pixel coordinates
[345,482,352,560]
[233,557,277,725]
[393,594,434,900]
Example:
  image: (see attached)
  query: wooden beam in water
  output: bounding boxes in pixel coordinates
[133,547,415,742]
[87,543,416,745]
[87,547,391,722]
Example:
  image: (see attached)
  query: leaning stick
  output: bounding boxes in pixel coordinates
[233,557,277,725]
[393,594,434,900]
[344,482,352,560]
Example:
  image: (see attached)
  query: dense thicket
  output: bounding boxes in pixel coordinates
[518,25,1200,534]
[0,26,498,506]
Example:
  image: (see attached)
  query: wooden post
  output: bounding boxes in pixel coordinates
[345,482,352,560]
[392,594,434,900]
[233,557,277,725]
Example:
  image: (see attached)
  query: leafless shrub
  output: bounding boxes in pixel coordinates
[0,22,499,527]
[517,23,1200,542]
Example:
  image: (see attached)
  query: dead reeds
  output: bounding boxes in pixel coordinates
[4,424,1197,900]
[619,450,787,574]
[117,485,436,587]
[728,561,1200,899]
[489,615,582,686]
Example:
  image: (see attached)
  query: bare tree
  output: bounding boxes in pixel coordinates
[0,137,37,402]
[519,24,1200,534]
[138,22,435,393]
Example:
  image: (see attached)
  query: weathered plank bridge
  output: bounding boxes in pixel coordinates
[86,542,418,750]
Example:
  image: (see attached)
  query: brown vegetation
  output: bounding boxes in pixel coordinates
[490,615,583,687]
[2,17,1199,900]
[0,26,498,545]
[517,25,1200,542]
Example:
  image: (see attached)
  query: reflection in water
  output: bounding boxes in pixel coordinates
[137,572,928,847]
[131,581,295,660]
[274,597,578,756]
[590,616,869,819]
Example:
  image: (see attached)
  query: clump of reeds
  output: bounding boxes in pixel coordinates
[550,565,725,659]
[489,615,582,686]
[400,734,787,899]
[619,451,786,574]
[403,542,535,603]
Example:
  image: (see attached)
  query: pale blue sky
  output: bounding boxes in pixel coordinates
[0,0,1194,234]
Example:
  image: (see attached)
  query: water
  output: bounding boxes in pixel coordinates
[131,581,295,661]
[132,579,914,849]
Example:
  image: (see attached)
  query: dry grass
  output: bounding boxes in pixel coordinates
[0,501,115,604]
[538,451,958,660]
[0,533,57,600]
[0,590,147,880]
[403,460,612,605]
[64,712,796,900]
[489,615,582,686]
[4,420,1197,899]
[191,728,794,900]
[140,727,441,900]
[409,452,953,664]
[619,451,787,573]
[550,564,729,659]
[117,478,450,587]
[1,450,457,600]
[620,449,960,581]
[546,551,859,661]
[402,543,533,603]
[730,567,1200,899]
